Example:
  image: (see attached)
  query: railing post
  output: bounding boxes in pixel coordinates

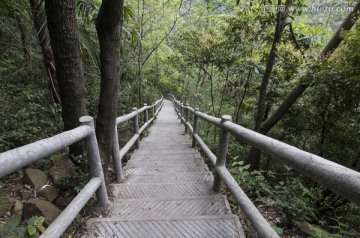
[185,102,189,133]
[144,103,148,123]
[112,124,122,183]
[152,105,155,120]
[133,108,140,149]
[213,115,232,192]
[177,101,180,119]
[192,108,199,148]
[180,103,184,123]
[79,116,111,208]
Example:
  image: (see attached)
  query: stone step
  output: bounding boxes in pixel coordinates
[123,172,213,184]
[124,164,208,175]
[84,215,245,238]
[110,182,215,199]
[108,196,232,218]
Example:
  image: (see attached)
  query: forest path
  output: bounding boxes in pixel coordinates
[83,99,245,238]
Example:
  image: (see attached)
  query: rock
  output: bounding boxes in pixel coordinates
[23,168,48,191]
[0,197,14,216]
[13,200,23,215]
[38,186,59,202]
[23,199,61,225]
[10,184,24,192]
[53,190,77,210]
[49,156,78,189]
[21,189,33,200]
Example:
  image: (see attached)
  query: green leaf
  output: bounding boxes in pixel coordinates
[3,214,21,234]
[273,226,283,235]
[27,216,38,225]
[34,216,45,227]
[27,225,37,236]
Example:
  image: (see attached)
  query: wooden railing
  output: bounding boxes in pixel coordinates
[112,96,163,182]
[165,95,360,238]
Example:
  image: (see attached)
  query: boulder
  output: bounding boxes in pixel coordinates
[37,186,59,202]
[49,156,78,189]
[0,197,14,216]
[23,168,48,191]
[23,199,61,225]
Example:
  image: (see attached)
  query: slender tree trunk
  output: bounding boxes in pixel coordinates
[245,2,360,170]
[45,0,87,158]
[137,0,144,107]
[254,0,292,131]
[217,68,229,118]
[14,14,30,59]
[235,68,253,124]
[95,0,124,178]
[30,0,61,104]
[245,0,293,170]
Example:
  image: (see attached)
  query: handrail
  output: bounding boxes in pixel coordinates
[0,116,110,238]
[169,95,360,238]
[112,96,163,182]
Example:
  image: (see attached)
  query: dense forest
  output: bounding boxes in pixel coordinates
[0,0,359,237]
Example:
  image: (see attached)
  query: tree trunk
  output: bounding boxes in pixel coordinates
[235,68,253,124]
[244,0,293,170]
[14,14,30,59]
[45,0,87,158]
[30,0,61,104]
[95,0,124,178]
[245,2,360,170]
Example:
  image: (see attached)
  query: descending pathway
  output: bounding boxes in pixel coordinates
[84,100,245,237]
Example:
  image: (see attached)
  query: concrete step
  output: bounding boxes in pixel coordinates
[123,172,213,184]
[140,143,193,149]
[141,138,191,143]
[110,182,215,199]
[126,157,204,167]
[148,128,184,132]
[129,154,202,164]
[124,164,208,175]
[129,153,201,162]
[134,148,198,155]
[139,141,192,146]
[84,215,245,238]
[108,196,232,218]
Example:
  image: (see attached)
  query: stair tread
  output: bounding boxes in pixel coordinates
[124,164,208,175]
[110,182,215,199]
[123,172,213,184]
[108,195,231,218]
[84,215,245,238]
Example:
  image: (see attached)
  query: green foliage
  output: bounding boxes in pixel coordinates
[0,85,62,152]
[231,160,317,226]
[0,215,45,238]
[27,216,45,235]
